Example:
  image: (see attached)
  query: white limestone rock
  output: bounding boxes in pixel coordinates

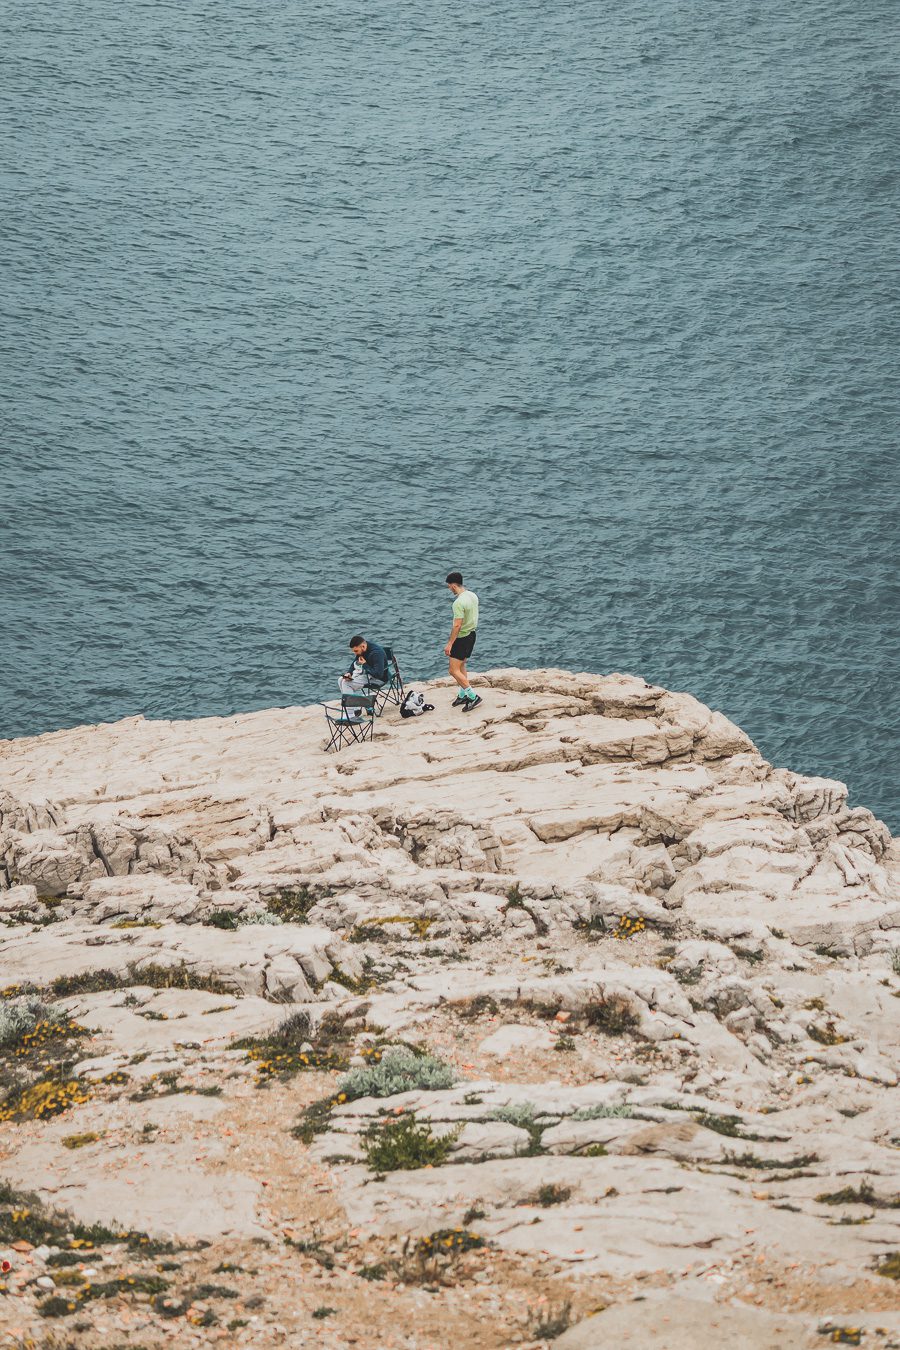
[478,1023,555,1057]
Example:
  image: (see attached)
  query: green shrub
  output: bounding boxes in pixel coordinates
[362,1114,457,1171]
[818,1181,900,1209]
[535,1184,571,1207]
[584,995,639,1036]
[264,886,318,924]
[204,910,238,931]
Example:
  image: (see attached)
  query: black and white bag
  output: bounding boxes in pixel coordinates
[400,689,434,719]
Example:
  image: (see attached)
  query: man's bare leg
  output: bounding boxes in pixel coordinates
[448,656,471,693]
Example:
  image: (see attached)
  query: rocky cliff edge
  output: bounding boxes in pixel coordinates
[1,669,899,1348]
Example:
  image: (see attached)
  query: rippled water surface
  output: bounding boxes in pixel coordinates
[1,1,898,825]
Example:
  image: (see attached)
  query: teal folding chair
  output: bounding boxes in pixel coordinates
[365,645,405,715]
[322,693,377,752]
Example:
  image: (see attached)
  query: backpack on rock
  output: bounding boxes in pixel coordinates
[400,689,434,719]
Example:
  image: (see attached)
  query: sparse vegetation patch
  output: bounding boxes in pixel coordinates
[362,1113,458,1171]
[817,1181,900,1208]
[48,963,230,998]
[583,994,639,1036]
[263,886,319,924]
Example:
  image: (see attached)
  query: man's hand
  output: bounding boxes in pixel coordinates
[443,642,452,657]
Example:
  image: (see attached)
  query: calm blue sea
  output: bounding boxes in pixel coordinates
[1,0,898,826]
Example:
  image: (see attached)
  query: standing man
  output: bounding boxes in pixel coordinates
[444,572,482,711]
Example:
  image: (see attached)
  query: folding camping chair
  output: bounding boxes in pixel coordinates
[322,693,377,752]
[365,645,405,715]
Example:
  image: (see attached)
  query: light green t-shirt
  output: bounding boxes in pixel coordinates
[452,589,479,637]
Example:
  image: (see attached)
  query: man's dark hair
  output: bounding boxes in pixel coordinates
[445,571,463,585]
[349,634,365,648]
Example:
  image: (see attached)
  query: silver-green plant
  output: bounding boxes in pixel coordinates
[0,995,63,1048]
[572,1102,633,1120]
[487,1102,538,1129]
[240,911,283,926]
[338,1047,456,1102]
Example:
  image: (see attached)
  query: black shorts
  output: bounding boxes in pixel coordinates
[450,631,476,660]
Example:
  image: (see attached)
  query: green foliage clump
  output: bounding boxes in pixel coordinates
[358,1262,388,1281]
[362,1113,457,1172]
[62,1131,103,1150]
[455,993,500,1019]
[818,1181,900,1208]
[39,1272,169,1316]
[584,994,639,1036]
[204,909,239,930]
[535,1183,571,1207]
[49,963,229,997]
[292,1097,336,1144]
[264,886,318,924]
[338,1047,455,1101]
[724,1150,818,1170]
[526,1300,573,1340]
[695,1111,743,1137]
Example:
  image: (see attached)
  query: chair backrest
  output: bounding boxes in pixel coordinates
[342,693,376,714]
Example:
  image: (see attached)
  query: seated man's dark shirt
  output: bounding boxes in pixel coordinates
[361,641,388,684]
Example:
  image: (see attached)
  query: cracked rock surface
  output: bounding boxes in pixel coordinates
[1,668,899,1348]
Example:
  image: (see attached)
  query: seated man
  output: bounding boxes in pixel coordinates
[340,634,388,696]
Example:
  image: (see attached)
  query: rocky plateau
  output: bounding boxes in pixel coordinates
[0,667,899,1349]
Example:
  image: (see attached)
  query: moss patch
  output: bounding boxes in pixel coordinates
[61,1131,104,1150]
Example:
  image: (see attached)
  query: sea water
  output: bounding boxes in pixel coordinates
[1,0,898,826]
